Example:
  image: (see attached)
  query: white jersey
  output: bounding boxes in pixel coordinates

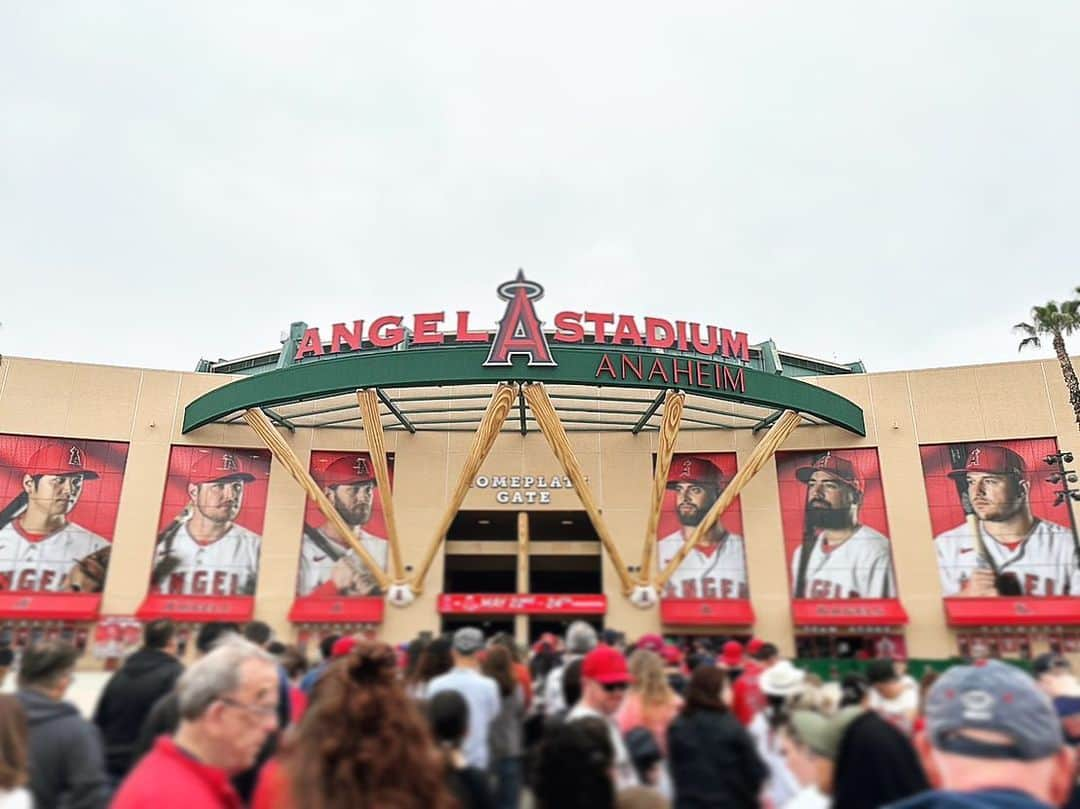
[790,524,896,599]
[934,519,1080,596]
[153,522,261,596]
[658,529,749,599]
[0,520,108,591]
[296,525,388,596]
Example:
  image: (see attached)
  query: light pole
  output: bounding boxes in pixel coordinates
[1045,450,1080,507]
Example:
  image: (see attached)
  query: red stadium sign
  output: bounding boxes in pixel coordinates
[288,596,385,623]
[943,597,1080,626]
[293,273,749,366]
[660,598,755,626]
[136,594,255,622]
[791,598,909,627]
[437,593,606,615]
[0,592,102,621]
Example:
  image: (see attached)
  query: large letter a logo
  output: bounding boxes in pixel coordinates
[484,270,557,367]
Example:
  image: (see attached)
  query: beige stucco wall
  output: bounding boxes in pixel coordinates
[1,354,1078,659]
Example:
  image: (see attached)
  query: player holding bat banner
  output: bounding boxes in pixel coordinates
[0,443,110,592]
[934,444,1080,597]
[657,456,748,599]
[297,454,388,597]
[151,449,262,596]
[791,451,896,599]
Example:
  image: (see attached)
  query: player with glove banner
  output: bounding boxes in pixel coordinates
[0,443,111,592]
[297,455,388,597]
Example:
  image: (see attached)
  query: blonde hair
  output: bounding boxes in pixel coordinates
[628,649,675,709]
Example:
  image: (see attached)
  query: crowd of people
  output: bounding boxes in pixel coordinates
[0,619,1078,808]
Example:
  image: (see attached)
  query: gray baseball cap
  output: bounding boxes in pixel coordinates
[925,660,1064,761]
[452,627,485,655]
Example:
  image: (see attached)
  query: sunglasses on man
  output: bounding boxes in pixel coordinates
[601,681,629,693]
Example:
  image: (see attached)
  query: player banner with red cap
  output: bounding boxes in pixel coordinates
[920,437,1080,607]
[149,445,271,598]
[0,434,129,598]
[293,450,393,604]
[656,452,747,601]
[776,448,898,603]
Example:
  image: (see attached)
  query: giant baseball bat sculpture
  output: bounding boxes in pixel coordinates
[523,383,635,594]
[638,390,685,584]
[410,383,519,596]
[656,409,802,590]
[356,389,406,584]
[243,407,391,591]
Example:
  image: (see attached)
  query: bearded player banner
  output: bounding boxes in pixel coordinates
[776,448,897,600]
[0,435,129,593]
[296,451,393,598]
[150,446,272,596]
[920,438,1080,598]
[656,452,747,599]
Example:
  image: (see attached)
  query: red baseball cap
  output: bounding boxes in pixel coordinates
[746,638,765,657]
[582,645,631,685]
[331,636,358,658]
[795,451,863,493]
[660,644,683,666]
[24,444,99,480]
[948,445,1026,479]
[719,640,744,668]
[667,457,722,489]
[636,633,665,653]
[318,455,377,489]
[187,449,256,485]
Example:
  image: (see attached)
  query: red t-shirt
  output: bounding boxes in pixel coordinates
[111,737,243,809]
[732,660,765,726]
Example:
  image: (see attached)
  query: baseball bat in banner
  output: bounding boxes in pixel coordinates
[0,492,28,532]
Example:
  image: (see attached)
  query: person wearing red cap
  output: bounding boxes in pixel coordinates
[790,451,896,599]
[657,455,748,600]
[567,645,640,789]
[151,449,262,596]
[297,454,387,596]
[0,442,110,592]
[933,443,1079,597]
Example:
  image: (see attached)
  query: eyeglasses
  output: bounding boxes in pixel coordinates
[601,682,629,693]
[219,697,278,719]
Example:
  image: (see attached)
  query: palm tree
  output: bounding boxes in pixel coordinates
[1016,295,1080,429]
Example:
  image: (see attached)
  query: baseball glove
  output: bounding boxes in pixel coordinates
[66,545,112,593]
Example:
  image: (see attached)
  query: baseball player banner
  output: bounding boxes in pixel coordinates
[0,434,129,593]
[920,438,1080,598]
[776,449,898,600]
[656,453,748,599]
[150,446,272,597]
[296,451,393,598]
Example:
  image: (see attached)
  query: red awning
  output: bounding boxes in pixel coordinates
[944,597,1080,626]
[660,598,755,626]
[288,597,384,623]
[136,594,254,622]
[437,594,606,615]
[0,592,102,621]
[792,598,909,627]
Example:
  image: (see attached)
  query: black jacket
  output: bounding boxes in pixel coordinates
[93,647,183,777]
[17,688,111,809]
[667,709,767,809]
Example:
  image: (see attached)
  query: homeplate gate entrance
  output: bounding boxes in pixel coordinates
[183,273,864,634]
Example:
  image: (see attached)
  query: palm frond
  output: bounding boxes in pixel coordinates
[1013,322,1036,336]
[1017,335,1042,352]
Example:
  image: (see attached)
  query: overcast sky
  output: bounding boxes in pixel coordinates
[3,3,1079,374]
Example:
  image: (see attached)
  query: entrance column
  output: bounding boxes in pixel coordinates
[516,512,529,646]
